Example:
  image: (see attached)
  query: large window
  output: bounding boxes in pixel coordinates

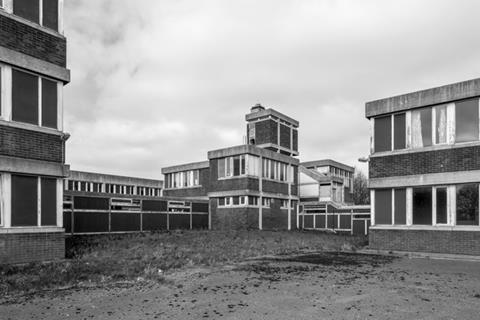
[374,115,391,152]
[435,187,448,224]
[261,158,290,182]
[375,189,392,225]
[411,108,432,148]
[394,188,406,225]
[456,184,479,225]
[218,196,258,207]
[413,187,432,225]
[13,0,59,31]
[393,113,406,150]
[12,69,59,129]
[218,155,260,179]
[434,105,448,145]
[166,170,200,189]
[11,175,58,227]
[455,99,479,143]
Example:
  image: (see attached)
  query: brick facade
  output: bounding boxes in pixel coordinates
[210,200,259,230]
[0,13,66,67]
[370,146,480,179]
[0,125,65,163]
[369,229,480,255]
[254,119,277,145]
[0,232,65,264]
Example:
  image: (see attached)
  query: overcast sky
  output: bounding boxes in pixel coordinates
[63,0,480,180]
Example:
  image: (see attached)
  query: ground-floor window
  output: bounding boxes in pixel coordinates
[11,175,58,227]
[374,184,480,227]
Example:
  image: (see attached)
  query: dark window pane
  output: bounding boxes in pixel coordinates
[375,189,392,225]
[218,198,225,206]
[413,187,432,225]
[233,196,240,205]
[0,69,2,114]
[394,188,406,224]
[456,99,479,143]
[41,177,57,226]
[374,116,391,152]
[436,187,447,224]
[241,156,246,175]
[393,113,406,150]
[233,157,240,176]
[11,175,38,226]
[43,0,58,31]
[456,184,479,225]
[41,78,57,128]
[12,69,38,125]
[13,0,40,23]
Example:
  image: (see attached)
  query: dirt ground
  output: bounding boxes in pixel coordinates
[1,252,479,320]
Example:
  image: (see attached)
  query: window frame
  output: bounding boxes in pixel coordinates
[12,0,61,32]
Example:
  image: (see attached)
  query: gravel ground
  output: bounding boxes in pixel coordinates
[1,252,479,320]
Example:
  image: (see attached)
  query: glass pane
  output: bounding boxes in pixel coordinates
[393,113,406,150]
[218,159,225,178]
[394,188,406,225]
[456,184,479,225]
[218,198,225,206]
[43,0,58,31]
[436,188,447,224]
[435,105,447,144]
[240,155,246,175]
[411,108,432,148]
[413,187,432,225]
[456,99,479,143]
[14,0,40,23]
[12,70,38,125]
[374,116,391,152]
[226,158,232,176]
[41,177,57,226]
[11,175,38,226]
[233,196,240,205]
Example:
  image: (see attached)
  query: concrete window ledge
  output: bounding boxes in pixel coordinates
[0,227,64,234]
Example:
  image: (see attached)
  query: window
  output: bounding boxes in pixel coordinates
[41,177,57,226]
[281,199,288,209]
[262,197,271,207]
[248,196,259,206]
[12,69,59,129]
[435,187,448,224]
[13,0,59,31]
[455,99,479,143]
[0,175,3,226]
[434,105,447,145]
[11,175,38,226]
[393,113,406,150]
[394,189,406,225]
[374,115,391,152]
[375,189,392,225]
[232,196,240,205]
[166,170,200,188]
[218,197,225,206]
[413,187,432,225]
[456,184,479,225]
[411,108,432,148]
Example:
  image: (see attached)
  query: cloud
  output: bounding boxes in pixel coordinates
[63,0,480,179]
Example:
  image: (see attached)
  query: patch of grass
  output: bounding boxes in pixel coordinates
[0,230,366,297]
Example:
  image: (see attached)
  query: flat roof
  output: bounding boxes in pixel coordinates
[69,170,163,187]
[300,159,354,172]
[245,108,299,127]
[208,144,300,165]
[161,161,210,174]
[365,77,480,118]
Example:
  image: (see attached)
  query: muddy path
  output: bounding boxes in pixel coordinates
[1,252,479,319]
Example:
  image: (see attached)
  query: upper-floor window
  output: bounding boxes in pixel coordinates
[456,99,479,143]
[165,170,200,189]
[12,69,58,129]
[13,0,59,31]
[261,158,292,182]
[218,155,260,178]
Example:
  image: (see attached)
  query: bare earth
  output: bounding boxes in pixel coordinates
[1,252,480,320]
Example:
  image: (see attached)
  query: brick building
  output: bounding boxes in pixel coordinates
[0,0,69,264]
[367,78,480,255]
[162,105,299,230]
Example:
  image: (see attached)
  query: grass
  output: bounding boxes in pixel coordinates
[0,230,367,297]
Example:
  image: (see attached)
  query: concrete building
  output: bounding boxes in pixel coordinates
[366,78,480,255]
[162,104,299,230]
[63,170,209,234]
[0,0,69,264]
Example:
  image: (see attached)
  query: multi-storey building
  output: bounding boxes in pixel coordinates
[367,78,480,255]
[0,0,69,264]
[162,105,299,230]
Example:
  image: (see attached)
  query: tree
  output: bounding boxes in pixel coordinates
[353,170,369,205]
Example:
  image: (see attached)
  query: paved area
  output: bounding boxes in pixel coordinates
[1,252,480,319]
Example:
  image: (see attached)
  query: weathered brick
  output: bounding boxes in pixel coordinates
[0,232,64,264]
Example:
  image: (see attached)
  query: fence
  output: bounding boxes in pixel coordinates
[298,203,371,235]
[63,194,209,235]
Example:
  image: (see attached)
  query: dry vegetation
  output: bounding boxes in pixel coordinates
[0,230,366,297]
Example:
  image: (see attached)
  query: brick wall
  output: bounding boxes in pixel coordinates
[0,125,64,163]
[255,119,277,145]
[0,14,66,67]
[210,199,259,230]
[370,146,480,178]
[262,179,288,194]
[369,229,480,255]
[262,201,289,230]
[0,232,64,264]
